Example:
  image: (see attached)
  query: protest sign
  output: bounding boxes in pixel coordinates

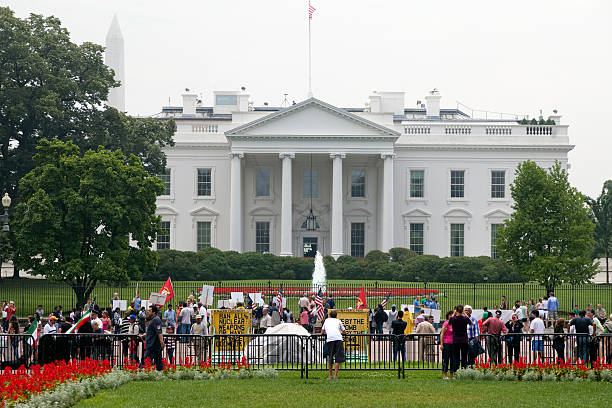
[231,292,244,304]
[199,285,214,306]
[423,308,441,323]
[112,300,128,311]
[149,292,167,306]
[249,293,264,307]
[331,309,369,360]
[211,309,252,353]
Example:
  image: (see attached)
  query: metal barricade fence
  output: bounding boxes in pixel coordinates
[2,333,611,377]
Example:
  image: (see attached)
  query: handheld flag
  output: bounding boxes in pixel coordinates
[315,289,325,321]
[66,310,91,334]
[277,284,283,309]
[381,291,392,309]
[159,277,175,304]
[246,293,253,309]
[27,322,40,346]
[356,286,368,309]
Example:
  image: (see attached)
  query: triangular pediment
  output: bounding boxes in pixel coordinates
[402,208,432,218]
[443,208,473,218]
[484,209,511,219]
[190,206,219,216]
[226,98,399,138]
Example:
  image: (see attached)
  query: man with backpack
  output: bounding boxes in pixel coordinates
[374,305,388,334]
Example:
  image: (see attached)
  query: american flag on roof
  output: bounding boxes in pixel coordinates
[309,3,316,19]
[315,288,325,321]
[381,291,392,309]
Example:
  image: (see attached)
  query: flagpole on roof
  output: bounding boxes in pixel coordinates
[308,0,313,98]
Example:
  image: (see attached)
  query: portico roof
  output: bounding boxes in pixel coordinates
[225,97,400,138]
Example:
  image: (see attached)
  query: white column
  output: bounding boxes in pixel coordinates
[330,153,345,259]
[381,153,395,252]
[280,153,295,256]
[229,153,243,252]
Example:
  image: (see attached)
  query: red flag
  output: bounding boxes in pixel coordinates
[356,286,368,309]
[159,277,175,304]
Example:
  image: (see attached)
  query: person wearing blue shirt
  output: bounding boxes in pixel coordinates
[546,291,559,321]
[413,297,421,314]
[424,296,435,309]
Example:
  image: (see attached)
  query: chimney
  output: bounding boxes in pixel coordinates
[182,92,197,116]
[425,88,441,119]
[548,110,561,125]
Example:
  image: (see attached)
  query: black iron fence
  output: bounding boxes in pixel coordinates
[2,280,612,319]
[2,333,611,378]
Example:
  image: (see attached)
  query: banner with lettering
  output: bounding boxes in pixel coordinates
[210,309,252,357]
[331,309,369,360]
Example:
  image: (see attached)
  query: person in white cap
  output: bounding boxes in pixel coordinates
[191,314,207,361]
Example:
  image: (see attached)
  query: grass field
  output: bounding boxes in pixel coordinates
[2,278,611,319]
[75,371,612,408]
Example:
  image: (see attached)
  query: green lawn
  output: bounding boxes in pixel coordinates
[76,371,612,408]
[3,279,610,319]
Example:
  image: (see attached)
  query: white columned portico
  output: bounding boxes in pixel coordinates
[330,153,345,259]
[229,153,244,252]
[280,153,295,256]
[381,153,395,252]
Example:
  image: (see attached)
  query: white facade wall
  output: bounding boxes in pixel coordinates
[154,93,572,260]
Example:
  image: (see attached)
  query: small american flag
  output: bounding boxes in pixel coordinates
[315,289,325,321]
[381,291,392,309]
[308,3,316,19]
[276,284,283,309]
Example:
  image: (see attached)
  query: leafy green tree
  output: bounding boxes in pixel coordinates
[497,161,596,289]
[0,7,175,197]
[12,139,163,308]
[589,180,612,284]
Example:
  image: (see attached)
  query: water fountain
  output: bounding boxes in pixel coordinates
[311,251,327,292]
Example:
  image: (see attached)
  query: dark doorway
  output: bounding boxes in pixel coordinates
[303,237,318,257]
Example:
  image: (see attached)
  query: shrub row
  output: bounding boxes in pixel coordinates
[147,247,522,283]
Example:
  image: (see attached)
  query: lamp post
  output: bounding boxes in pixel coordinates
[1,193,10,233]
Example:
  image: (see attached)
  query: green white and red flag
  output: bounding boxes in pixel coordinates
[27,322,39,346]
[66,310,91,334]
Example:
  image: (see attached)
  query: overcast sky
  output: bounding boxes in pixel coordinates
[5,0,611,198]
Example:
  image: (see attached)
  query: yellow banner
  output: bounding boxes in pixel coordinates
[211,309,252,352]
[331,309,369,353]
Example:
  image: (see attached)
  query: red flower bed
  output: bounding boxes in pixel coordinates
[0,359,111,406]
[211,286,438,298]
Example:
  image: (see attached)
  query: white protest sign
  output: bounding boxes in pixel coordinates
[140,300,151,310]
[112,300,128,311]
[249,293,265,307]
[231,292,244,304]
[199,285,215,306]
[407,305,415,314]
[217,300,232,309]
[423,308,441,323]
[470,309,514,323]
[272,298,287,308]
[149,292,167,306]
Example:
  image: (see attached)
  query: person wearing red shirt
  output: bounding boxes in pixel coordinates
[482,310,508,364]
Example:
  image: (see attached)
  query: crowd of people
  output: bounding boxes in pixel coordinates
[2,290,612,376]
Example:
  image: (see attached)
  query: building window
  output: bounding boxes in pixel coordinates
[197,168,212,196]
[351,170,366,198]
[410,170,425,198]
[450,223,464,257]
[255,169,271,197]
[450,170,465,198]
[491,223,502,259]
[491,170,505,198]
[351,222,365,258]
[409,223,424,255]
[196,221,211,250]
[159,168,171,196]
[255,221,270,253]
[304,169,318,198]
[157,221,170,250]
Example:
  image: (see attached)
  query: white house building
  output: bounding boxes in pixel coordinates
[102,19,572,260]
[148,89,571,259]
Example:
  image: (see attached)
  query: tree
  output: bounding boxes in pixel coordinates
[12,139,163,308]
[497,161,596,289]
[0,7,175,197]
[589,180,612,284]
